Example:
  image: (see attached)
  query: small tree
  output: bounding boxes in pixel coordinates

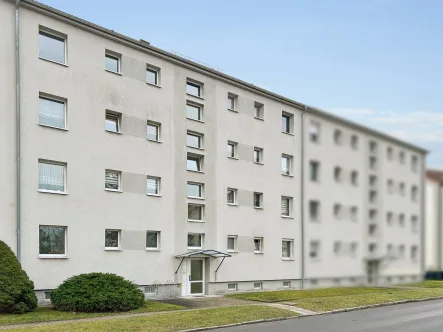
[0,241,38,314]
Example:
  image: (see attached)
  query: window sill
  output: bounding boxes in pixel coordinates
[146,248,161,252]
[186,118,205,124]
[38,124,68,131]
[188,219,205,223]
[281,174,294,178]
[105,248,122,251]
[186,93,204,100]
[227,203,239,207]
[38,190,67,195]
[188,196,205,200]
[187,170,205,174]
[281,215,294,219]
[39,255,68,259]
[282,258,295,261]
[282,131,294,136]
[188,247,203,250]
[105,188,123,193]
[227,157,239,160]
[147,139,162,144]
[227,108,238,113]
[227,250,238,253]
[39,57,69,67]
[187,146,205,151]
[254,162,264,166]
[105,69,122,76]
[254,207,264,210]
[147,194,161,197]
[254,252,264,255]
[254,116,264,121]
[146,82,161,88]
[105,130,122,135]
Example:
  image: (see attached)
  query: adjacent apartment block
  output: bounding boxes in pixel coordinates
[0,0,427,303]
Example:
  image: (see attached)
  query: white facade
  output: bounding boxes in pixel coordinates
[0,0,426,303]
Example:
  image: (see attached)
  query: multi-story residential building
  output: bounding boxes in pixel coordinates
[0,0,426,303]
[425,170,443,272]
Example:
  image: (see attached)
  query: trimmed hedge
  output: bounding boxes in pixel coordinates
[0,241,38,314]
[50,273,144,312]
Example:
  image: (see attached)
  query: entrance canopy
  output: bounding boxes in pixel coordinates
[175,250,231,274]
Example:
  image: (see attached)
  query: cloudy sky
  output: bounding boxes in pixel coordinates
[41,0,443,168]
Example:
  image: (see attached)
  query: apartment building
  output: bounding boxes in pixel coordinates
[0,0,426,303]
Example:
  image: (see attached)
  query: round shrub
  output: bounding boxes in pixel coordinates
[0,240,38,314]
[50,273,144,312]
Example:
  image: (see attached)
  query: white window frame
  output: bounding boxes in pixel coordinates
[399,182,405,196]
[104,229,121,251]
[187,233,204,249]
[411,215,419,233]
[309,240,320,259]
[281,112,293,134]
[187,182,204,199]
[310,160,320,182]
[105,50,121,74]
[411,186,418,202]
[105,169,122,192]
[227,235,238,252]
[227,188,238,205]
[369,141,377,154]
[253,192,263,209]
[186,101,203,122]
[38,94,67,130]
[146,231,160,250]
[186,80,203,98]
[333,203,342,220]
[187,131,203,149]
[38,225,67,258]
[146,65,160,86]
[38,160,67,194]
[387,212,393,225]
[350,206,358,222]
[38,27,67,65]
[387,179,395,194]
[227,141,238,159]
[187,153,203,172]
[105,110,121,133]
[411,155,418,172]
[350,171,358,186]
[254,147,263,164]
[309,121,320,143]
[399,213,405,227]
[188,204,204,222]
[387,146,394,160]
[281,154,293,176]
[227,93,237,111]
[282,239,294,260]
[399,151,406,164]
[254,102,264,119]
[253,282,262,290]
[147,121,161,142]
[147,176,161,196]
[369,156,377,170]
[227,283,237,291]
[282,281,291,288]
[350,134,358,149]
[309,200,320,222]
[254,237,263,254]
[334,166,342,183]
[334,241,342,255]
[44,292,52,301]
[281,196,293,217]
[334,129,343,146]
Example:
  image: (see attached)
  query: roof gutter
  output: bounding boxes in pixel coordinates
[15,0,22,262]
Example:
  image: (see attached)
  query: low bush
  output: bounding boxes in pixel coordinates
[50,273,144,312]
[0,241,38,314]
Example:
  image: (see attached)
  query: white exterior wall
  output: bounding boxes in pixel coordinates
[0,0,426,302]
[425,179,443,271]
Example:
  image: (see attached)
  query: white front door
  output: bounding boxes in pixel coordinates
[188,259,205,295]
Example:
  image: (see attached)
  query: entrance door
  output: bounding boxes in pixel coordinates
[189,259,204,295]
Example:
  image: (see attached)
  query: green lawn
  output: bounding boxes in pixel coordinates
[0,300,184,326]
[402,280,443,288]
[7,306,298,332]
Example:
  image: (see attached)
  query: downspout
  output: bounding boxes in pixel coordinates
[300,106,307,289]
[419,156,426,278]
[438,180,443,271]
[15,0,22,262]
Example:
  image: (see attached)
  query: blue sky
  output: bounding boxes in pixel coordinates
[40,0,443,168]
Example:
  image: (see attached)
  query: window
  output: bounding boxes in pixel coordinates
[227,141,237,158]
[333,204,342,219]
[350,242,358,256]
[254,147,263,164]
[187,154,203,172]
[227,188,237,205]
[369,140,377,154]
[387,146,393,160]
[399,213,405,227]
[281,155,293,176]
[253,282,262,290]
[188,204,204,221]
[369,156,377,170]
[38,160,66,193]
[411,245,418,261]
[351,171,358,186]
[254,102,264,119]
[146,66,159,85]
[350,206,358,222]
[387,179,395,193]
[398,245,405,258]
[334,129,343,145]
[387,244,393,256]
[254,238,263,253]
[147,176,160,196]
[333,241,342,255]
[186,80,202,97]
[253,192,263,208]
[334,166,342,183]
[39,95,66,129]
[187,182,203,198]
[105,170,121,191]
[39,225,66,257]
[411,155,418,172]
[369,209,377,222]
[39,29,66,64]
[309,121,320,143]
[369,190,377,204]
[186,102,202,121]
[146,231,160,250]
[227,283,237,291]
[309,241,320,259]
[187,132,203,149]
[282,281,291,288]
[44,292,51,301]
[147,122,160,141]
[350,135,359,149]
[105,229,120,250]
[387,212,393,225]
[227,94,237,111]
[411,215,419,233]
[281,196,292,217]
[368,243,376,253]
[411,185,418,202]
[399,150,405,164]
[105,111,121,133]
[187,233,203,249]
[309,201,320,222]
[105,51,120,73]
[369,175,377,187]
[368,224,377,236]
[227,235,237,252]
[399,182,405,196]
[281,112,293,134]
[310,161,320,182]
[282,239,293,260]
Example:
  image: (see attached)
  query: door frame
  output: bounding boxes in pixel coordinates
[187,258,205,296]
